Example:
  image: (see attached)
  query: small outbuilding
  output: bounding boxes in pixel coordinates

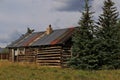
[7,25,74,67]
[0,48,9,60]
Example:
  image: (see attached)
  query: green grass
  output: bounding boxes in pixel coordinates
[0,61,120,80]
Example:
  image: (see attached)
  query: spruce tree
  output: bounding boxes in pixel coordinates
[97,0,119,28]
[68,0,99,70]
[97,0,120,69]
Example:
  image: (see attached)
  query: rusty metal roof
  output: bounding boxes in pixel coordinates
[7,28,74,48]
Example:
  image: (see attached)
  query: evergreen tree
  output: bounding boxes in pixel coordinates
[97,0,120,69]
[97,0,119,28]
[68,0,99,70]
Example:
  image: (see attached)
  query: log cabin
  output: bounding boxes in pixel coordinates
[7,25,74,67]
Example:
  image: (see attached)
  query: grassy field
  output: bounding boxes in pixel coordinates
[0,61,120,80]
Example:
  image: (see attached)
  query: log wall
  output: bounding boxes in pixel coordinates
[9,45,71,67]
[61,47,71,67]
[0,53,9,60]
[17,48,36,62]
[36,46,62,66]
[17,54,36,62]
[9,49,12,61]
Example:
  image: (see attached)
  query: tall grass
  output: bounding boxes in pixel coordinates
[0,60,120,80]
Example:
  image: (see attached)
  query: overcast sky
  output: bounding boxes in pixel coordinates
[0,0,120,47]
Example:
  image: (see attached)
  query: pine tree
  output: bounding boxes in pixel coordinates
[97,0,120,69]
[97,0,119,28]
[68,0,99,70]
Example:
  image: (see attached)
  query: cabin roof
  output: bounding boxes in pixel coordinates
[7,27,74,48]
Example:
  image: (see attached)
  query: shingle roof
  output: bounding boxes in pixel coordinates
[7,27,74,48]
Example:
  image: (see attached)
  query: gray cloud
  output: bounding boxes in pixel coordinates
[53,0,93,12]
[0,30,21,44]
[0,30,21,47]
